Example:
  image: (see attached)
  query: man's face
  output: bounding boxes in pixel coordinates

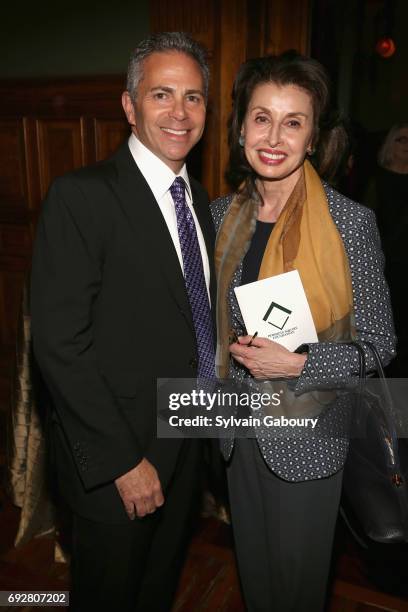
[122,51,206,172]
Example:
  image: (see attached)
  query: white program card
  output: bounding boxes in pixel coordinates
[234,270,318,351]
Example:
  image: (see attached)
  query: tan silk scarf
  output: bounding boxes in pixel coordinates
[215,160,355,379]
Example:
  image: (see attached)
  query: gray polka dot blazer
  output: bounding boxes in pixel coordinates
[211,183,396,481]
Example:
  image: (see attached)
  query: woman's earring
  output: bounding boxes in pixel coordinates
[239,135,245,147]
[307,147,315,156]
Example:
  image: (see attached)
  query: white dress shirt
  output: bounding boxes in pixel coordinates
[128,134,210,299]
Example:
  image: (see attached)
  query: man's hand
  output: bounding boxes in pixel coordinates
[115,458,164,520]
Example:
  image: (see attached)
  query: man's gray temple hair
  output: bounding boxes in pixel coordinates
[126,31,210,101]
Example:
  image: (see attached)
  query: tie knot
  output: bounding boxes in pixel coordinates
[170,176,186,202]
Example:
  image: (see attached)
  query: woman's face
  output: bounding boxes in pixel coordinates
[392,127,408,166]
[241,82,314,185]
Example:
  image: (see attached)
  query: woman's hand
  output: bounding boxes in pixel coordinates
[230,335,307,379]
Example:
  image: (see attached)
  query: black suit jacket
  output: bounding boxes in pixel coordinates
[31,142,216,522]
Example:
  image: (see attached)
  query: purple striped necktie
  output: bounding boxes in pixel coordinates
[170,177,215,378]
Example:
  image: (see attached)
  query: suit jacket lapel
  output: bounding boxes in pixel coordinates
[110,144,195,333]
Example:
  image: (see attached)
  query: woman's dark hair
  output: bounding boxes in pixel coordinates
[226,50,348,194]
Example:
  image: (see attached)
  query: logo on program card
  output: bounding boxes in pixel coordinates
[262,302,292,330]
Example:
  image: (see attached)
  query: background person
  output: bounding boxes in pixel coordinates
[211,51,396,612]
[374,123,408,376]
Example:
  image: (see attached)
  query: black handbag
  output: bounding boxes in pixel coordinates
[341,340,408,544]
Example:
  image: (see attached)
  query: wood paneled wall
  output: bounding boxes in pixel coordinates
[151,0,311,198]
[0,0,310,410]
[0,77,130,407]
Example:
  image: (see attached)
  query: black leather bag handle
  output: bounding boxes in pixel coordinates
[350,339,402,476]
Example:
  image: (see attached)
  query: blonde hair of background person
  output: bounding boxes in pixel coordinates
[378,122,408,172]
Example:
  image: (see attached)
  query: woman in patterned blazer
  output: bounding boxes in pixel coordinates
[211,52,396,612]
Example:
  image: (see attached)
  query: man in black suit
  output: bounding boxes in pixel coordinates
[31,32,215,611]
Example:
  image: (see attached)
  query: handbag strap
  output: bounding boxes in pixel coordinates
[350,341,365,401]
[354,340,396,420]
[351,339,385,378]
[350,340,402,475]
[362,339,386,378]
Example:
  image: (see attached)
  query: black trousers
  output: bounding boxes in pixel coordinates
[227,438,343,612]
[69,440,201,612]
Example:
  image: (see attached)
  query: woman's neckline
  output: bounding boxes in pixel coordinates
[256,219,275,225]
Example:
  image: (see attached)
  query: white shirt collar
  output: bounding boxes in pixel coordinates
[128,133,192,201]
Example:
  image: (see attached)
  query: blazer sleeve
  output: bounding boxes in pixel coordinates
[31,176,142,490]
[295,206,396,393]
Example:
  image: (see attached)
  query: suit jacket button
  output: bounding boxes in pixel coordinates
[189,357,198,369]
